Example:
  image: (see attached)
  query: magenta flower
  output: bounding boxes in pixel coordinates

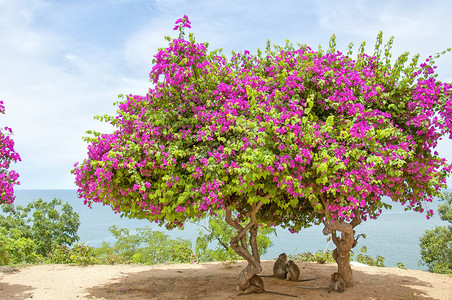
[0,100,21,204]
[173,15,192,32]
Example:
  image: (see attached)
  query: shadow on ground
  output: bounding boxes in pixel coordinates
[84,261,440,300]
[0,281,35,299]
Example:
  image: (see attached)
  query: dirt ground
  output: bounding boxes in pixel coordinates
[0,261,451,299]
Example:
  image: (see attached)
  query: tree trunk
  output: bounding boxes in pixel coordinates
[332,230,355,287]
[225,201,264,292]
[323,209,362,288]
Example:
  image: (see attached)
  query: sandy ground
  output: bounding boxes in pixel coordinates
[0,261,451,300]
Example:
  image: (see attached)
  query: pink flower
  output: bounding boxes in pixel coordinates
[173,15,192,31]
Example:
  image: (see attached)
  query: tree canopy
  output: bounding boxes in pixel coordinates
[74,17,451,228]
[0,100,21,205]
[73,15,452,289]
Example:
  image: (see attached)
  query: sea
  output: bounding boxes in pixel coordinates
[9,189,451,270]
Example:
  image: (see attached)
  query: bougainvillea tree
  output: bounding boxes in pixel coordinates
[74,15,452,291]
[0,100,21,204]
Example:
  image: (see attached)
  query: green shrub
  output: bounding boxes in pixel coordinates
[397,262,407,269]
[354,246,385,267]
[93,225,196,265]
[419,192,452,274]
[0,227,42,265]
[103,253,127,265]
[290,246,388,267]
[46,243,99,266]
[192,211,275,262]
[46,244,72,264]
[290,250,335,264]
[70,243,99,266]
[94,242,127,265]
[0,198,80,257]
[93,214,275,265]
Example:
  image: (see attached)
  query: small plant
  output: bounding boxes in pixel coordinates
[70,243,99,266]
[419,192,452,274]
[93,225,196,265]
[46,243,99,266]
[46,244,72,264]
[290,250,335,264]
[291,245,389,268]
[169,243,194,263]
[192,211,275,263]
[353,246,385,267]
[397,262,407,269]
[221,260,238,269]
[0,227,42,265]
[315,252,328,264]
[103,253,127,265]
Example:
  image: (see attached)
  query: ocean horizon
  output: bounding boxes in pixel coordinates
[9,188,451,270]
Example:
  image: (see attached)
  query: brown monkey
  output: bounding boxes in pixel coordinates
[328,272,346,293]
[273,252,288,279]
[238,275,264,295]
[262,255,317,282]
[285,260,300,281]
[298,272,346,293]
[238,275,297,297]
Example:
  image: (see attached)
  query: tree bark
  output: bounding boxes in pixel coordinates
[225,201,264,292]
[331,229,355,286]
[323,209,362,287]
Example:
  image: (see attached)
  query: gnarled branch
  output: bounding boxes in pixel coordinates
[323,209,362,235]
[225,200,264,269]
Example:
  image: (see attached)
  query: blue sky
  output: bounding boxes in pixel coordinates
[1,0,451,189]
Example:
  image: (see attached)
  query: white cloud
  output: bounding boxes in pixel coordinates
[0,0,149,188]
[315,1,452,54]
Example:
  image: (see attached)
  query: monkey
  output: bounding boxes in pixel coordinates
[261,254,318,282]
[238,275,298,297]
[260,253,287,278]
[328,272,346,293]
[238,275,264,295]
[284,260,318,283]
[285,260,300,281]
[298,272,346,293]
[273,252,288,279]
